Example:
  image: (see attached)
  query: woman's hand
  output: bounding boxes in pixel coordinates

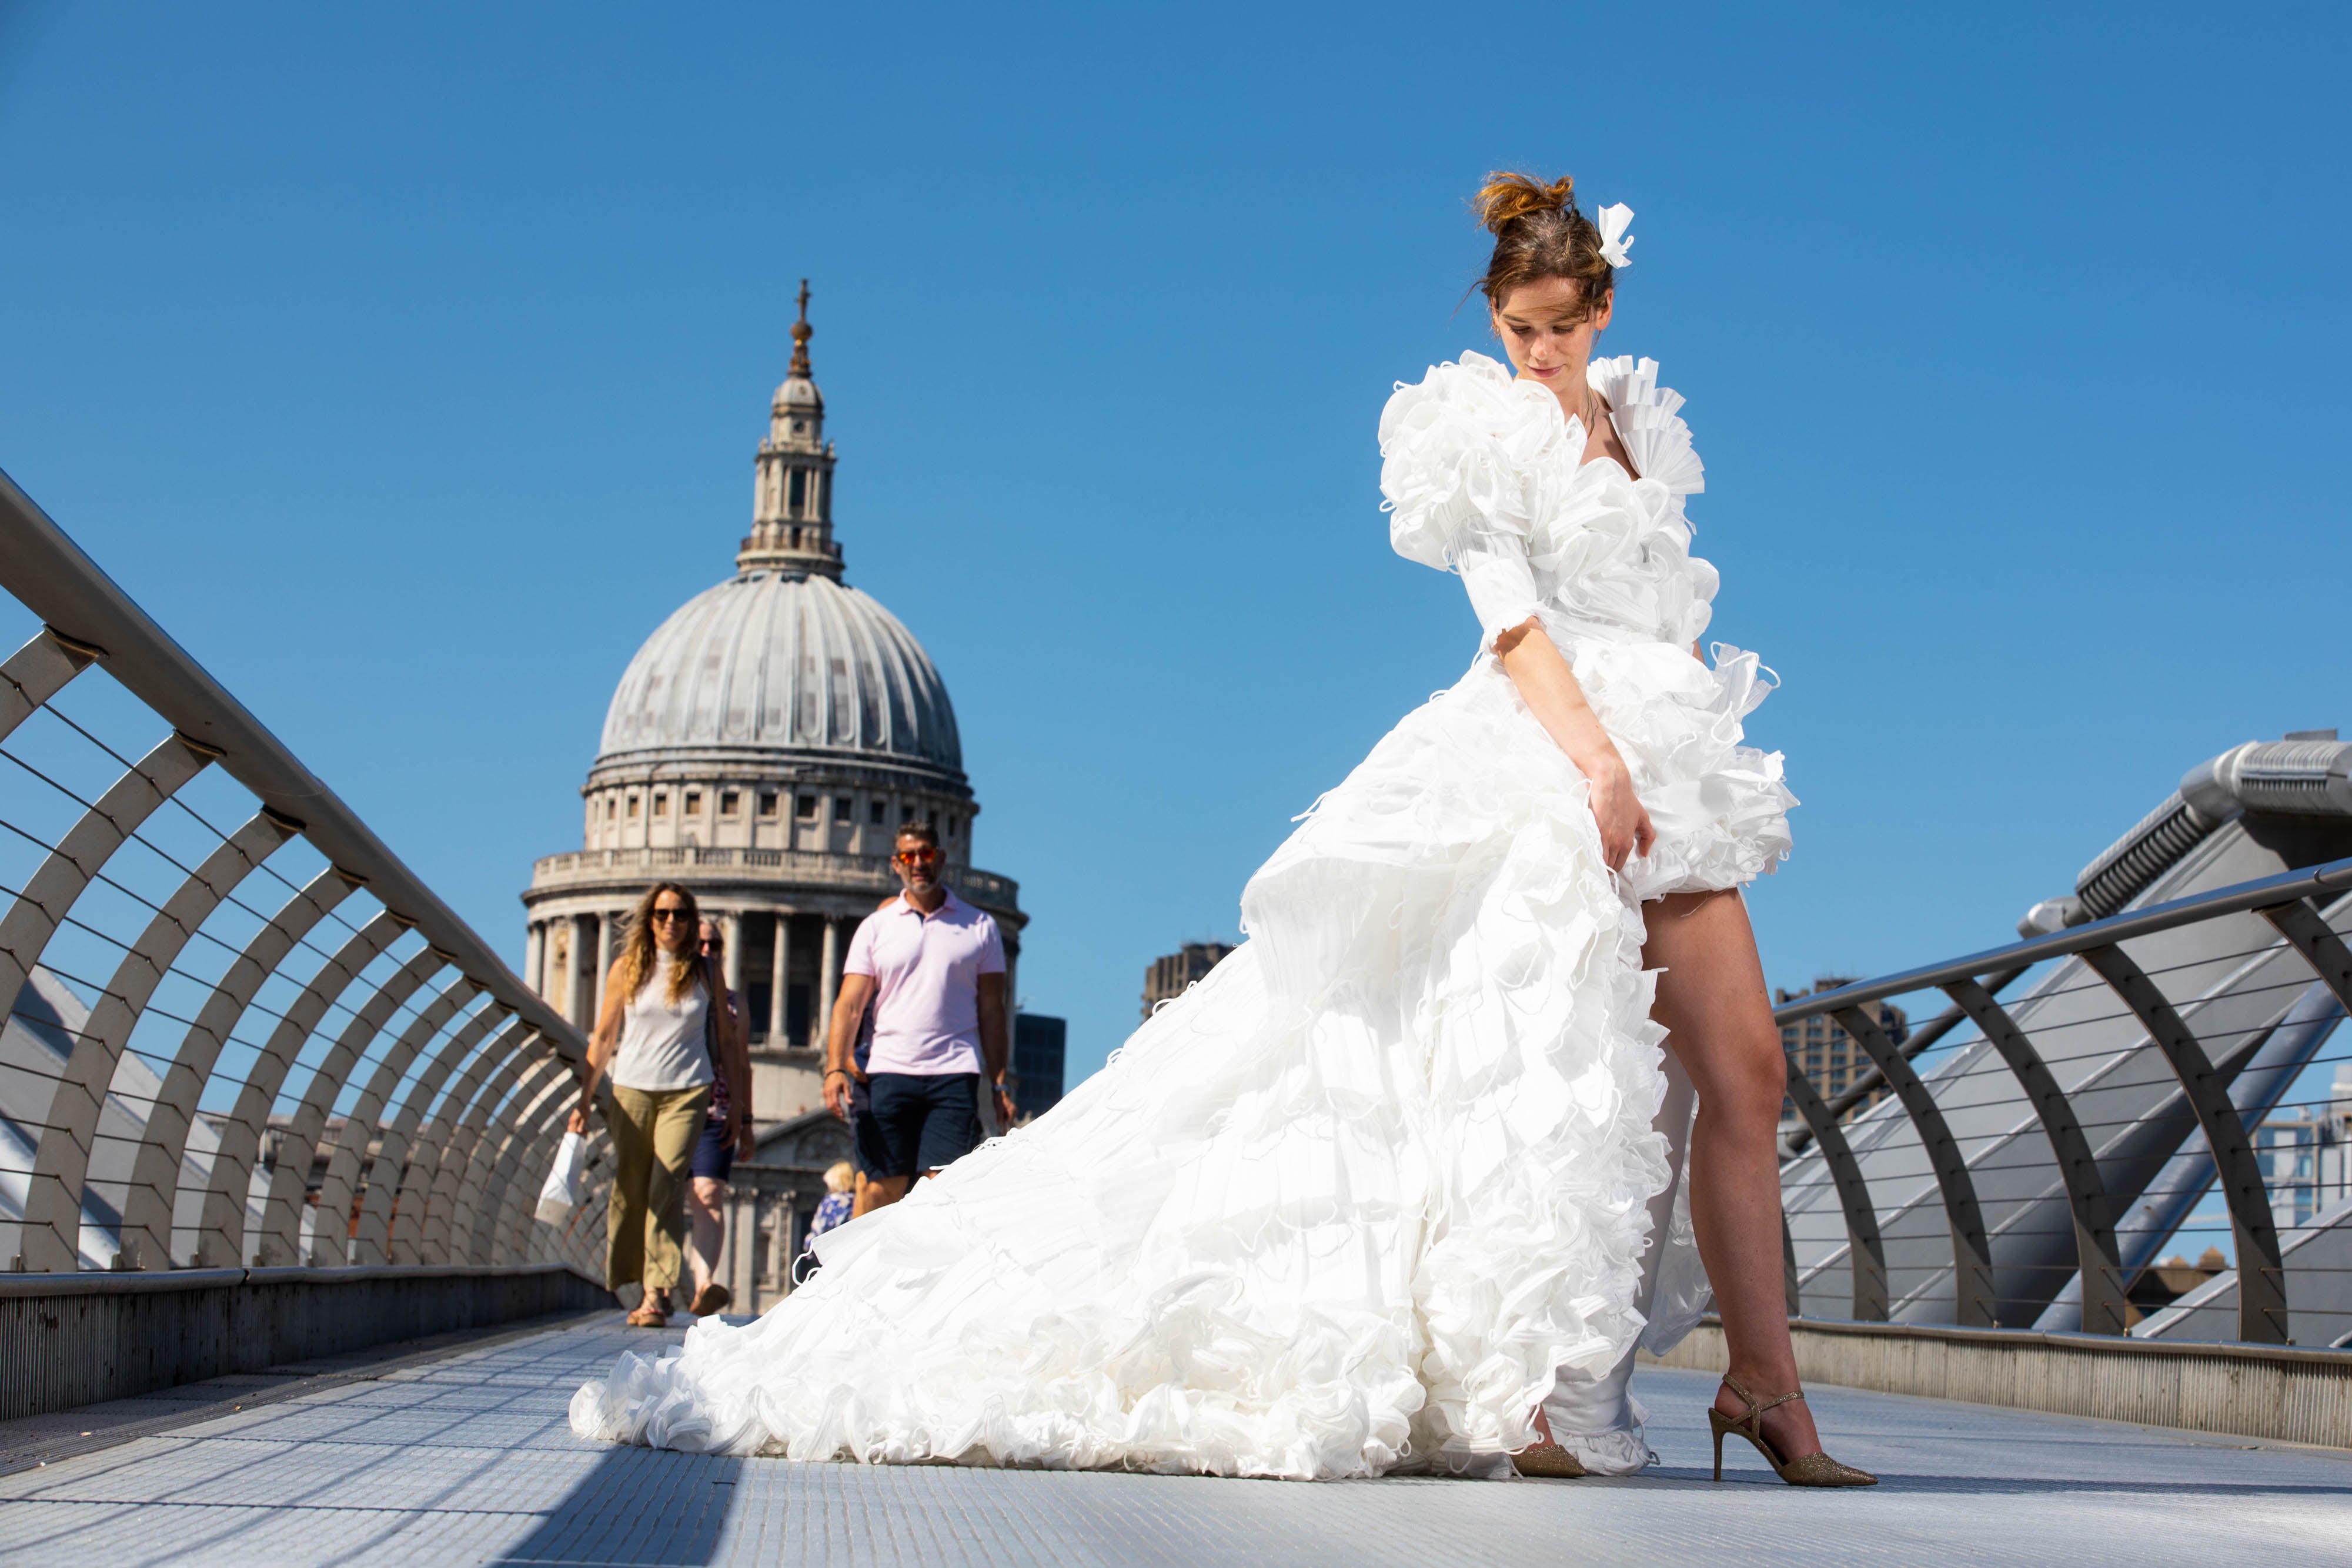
[1583,754,1658,872]
[567,1104,590,1136]
[734,1112,756,1161]
[1494,620,1658,874]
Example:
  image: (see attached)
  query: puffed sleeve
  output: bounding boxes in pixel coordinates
[1449,527,1543,650]
[1378,354,1571,652]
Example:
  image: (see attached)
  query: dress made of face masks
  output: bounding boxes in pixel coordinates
[570,351,1793,1480]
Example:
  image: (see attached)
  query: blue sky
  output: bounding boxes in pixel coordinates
[2,2,2347,1088]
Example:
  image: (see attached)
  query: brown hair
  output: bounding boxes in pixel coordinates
[896,820,940,851]
[1472,171,1614,320]
[614,881,706,1007]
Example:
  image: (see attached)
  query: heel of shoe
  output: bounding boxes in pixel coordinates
[1710,1378,1877,1487]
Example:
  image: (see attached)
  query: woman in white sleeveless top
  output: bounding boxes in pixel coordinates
[572,881,747,1329]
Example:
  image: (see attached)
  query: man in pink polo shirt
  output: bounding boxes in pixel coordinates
[823,820,1010,1215]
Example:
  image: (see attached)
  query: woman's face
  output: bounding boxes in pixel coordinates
[649,892,694,955]
[1491,276,1612,402]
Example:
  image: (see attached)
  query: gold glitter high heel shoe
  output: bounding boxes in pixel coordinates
[1512,1443,1588,1478]
[1709,1374,1876,1486]
[1512,1409,1588,1478]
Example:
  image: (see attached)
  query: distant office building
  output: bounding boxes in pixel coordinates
[1775,977,1908,1129]
[1013,1012,1067,1122]
[1143,942,1237,1019]
[2254,1065,2352,1231]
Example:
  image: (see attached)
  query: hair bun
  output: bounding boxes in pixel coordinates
[1473,172,1575,234]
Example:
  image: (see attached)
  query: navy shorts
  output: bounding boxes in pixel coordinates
[856,1072,984,1181]
[691,1120,734,1181]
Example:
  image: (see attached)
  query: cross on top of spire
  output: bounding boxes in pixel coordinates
[789,278,813,376]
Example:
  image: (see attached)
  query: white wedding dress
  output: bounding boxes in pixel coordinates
[572,350,1795,1480]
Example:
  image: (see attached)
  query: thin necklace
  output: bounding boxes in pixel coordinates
[1572,377,1601,437]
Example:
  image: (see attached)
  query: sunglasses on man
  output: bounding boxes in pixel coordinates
[893,848,941,867]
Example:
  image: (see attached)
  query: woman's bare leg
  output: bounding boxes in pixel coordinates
[686,1176,726,1298]
[1642,887,1823,1460]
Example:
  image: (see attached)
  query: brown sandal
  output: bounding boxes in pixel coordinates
[626,1289,673,1328]
[688,1282,731,1317]
[1709,1374,1876,1486]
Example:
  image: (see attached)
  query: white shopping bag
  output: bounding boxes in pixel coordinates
[535,1130,587,1225]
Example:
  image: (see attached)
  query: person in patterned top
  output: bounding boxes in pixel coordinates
[684,919,751,1317]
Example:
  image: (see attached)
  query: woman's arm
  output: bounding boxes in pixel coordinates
[822,973,877,1120]
[567,962,629,1134]
[1494,618,1656,871]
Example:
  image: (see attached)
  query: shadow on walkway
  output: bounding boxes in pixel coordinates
[494,1442,746,1567]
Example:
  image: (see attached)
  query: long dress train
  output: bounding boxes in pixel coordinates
[570,350,1794,1480]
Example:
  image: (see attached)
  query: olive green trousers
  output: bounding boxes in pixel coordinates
[605,1083,711,1293]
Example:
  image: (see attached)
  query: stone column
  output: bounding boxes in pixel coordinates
[569,912,597,1034]
[769,912,790,1046]
[595,910,624,1021]
[817,917,840,1057]
[524,921,544,998]
[721,910,743,995]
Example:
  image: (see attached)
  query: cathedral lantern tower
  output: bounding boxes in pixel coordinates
[739,281,843,579]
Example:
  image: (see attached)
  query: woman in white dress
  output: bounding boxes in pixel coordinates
[573,171,1872,1487]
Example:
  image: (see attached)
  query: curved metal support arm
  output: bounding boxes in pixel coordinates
[19,808,297,1272]
[0,732,216,1034]
[1782,1057,1887,1320]
[122,864,358,1269]
[413,1025,546,1263]
[255,944,448,1268]
[315,977,481,1266]
[446,1045,556,1263]
[2258,898,2352,1017]
[2079,943,2287,1344]
[1783,966,2030,1157]
[372,1011,520,1265]
[1940,979,2129,1335]
[201,910,408,1268]
[1832,1005,1994,1327]
[0,628,98,746]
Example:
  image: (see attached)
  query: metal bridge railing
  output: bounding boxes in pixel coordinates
[0,467,609,1279]
[1773,857,2352,1346]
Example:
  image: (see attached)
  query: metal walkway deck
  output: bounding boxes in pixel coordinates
[0,1316,2346,1566]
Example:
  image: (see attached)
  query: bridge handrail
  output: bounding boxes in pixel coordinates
[0,467,602,1276]
[0,469,577,1054]
[1779,855,2352,1021]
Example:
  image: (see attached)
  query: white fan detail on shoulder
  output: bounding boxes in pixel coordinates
[1589,355,1702,498]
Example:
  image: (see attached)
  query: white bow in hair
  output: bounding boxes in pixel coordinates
[1596,203,1635,268]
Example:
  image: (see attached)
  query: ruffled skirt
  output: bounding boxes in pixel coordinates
[570,639,1793,1480]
